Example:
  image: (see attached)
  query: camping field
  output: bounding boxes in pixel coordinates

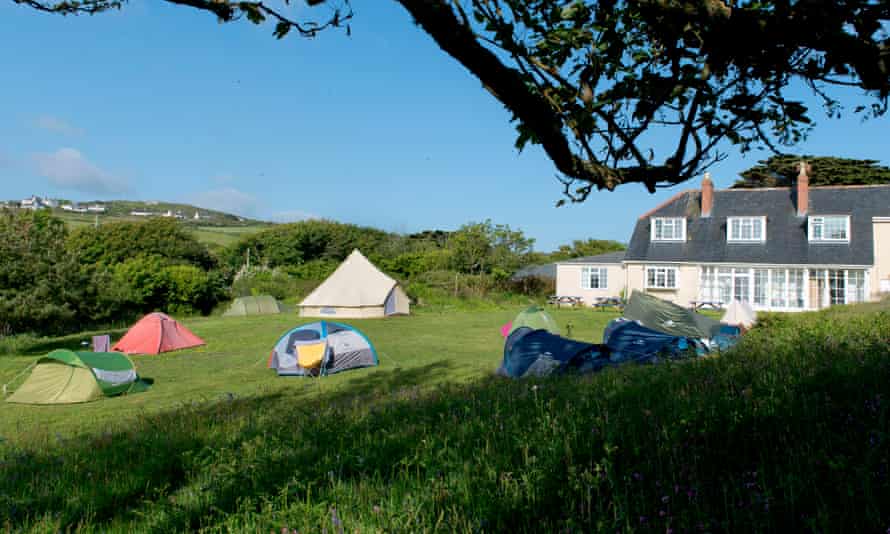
[0,307,616,440]
[1,304,890,532]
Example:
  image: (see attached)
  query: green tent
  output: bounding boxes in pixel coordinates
[622,290,722,339]
[4,349,149,405]
[511,305,560,335]
[223,295,285,317]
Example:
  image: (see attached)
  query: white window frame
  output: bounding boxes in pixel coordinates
[581,266,608,290]
[808,215,851,243]
[699,266,807,311]
[645,266,678,289]
[650,217,686,242]
[727,216,767,243]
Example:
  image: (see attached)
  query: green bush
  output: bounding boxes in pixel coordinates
[68,218,214,269]
[164,264,228,315]
[0,210,82,335]
[230,268,319,303]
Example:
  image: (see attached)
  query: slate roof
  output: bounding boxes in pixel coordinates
[557,251,626,264]
[625,185,890,266]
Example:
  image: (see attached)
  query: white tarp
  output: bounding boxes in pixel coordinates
[721,300,757,329]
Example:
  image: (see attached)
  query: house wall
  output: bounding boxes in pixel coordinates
[624,263,700,307]
[555,263,624,304]
[872,219,890,298]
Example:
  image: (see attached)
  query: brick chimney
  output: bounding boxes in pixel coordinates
[796,161,810,217]
[701,172,714,217]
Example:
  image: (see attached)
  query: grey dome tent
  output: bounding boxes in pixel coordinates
[223,295,284,317]
[268,321,378,377]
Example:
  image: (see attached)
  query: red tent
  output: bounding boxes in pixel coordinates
[113,312,205,355]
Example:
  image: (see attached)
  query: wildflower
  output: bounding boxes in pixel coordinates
[661,496,670,503]
[372,505,381,514]
[639,516,648,524]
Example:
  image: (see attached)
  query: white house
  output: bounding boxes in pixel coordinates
[20,196,45,210]
[556,167,890,312]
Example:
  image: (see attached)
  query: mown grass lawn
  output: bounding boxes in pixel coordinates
[1,304,889,532]
[0,307,616,443]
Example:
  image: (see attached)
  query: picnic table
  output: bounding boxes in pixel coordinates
[547,295,584,308]
[690,300,722,311]
[592,297,624,311]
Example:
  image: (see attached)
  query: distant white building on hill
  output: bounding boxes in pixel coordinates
[20,196,45,210]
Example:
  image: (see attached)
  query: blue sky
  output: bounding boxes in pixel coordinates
[1,1,888,251]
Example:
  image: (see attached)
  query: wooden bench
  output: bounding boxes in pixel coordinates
[592,297,624,311]
[547,295,584,308]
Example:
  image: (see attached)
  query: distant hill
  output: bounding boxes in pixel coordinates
[84,199,266,226]
[3,197,273,248]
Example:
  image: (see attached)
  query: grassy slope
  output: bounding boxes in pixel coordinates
[52,211,267,248]
[1,305,889,532]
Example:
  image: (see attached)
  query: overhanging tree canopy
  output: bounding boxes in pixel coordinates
[14,0,890,199]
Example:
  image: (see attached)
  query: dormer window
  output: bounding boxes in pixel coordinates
[809,215,850,243]
[727,216,766,242]
[651,217,686,242]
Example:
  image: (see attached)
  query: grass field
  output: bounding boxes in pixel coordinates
[1,305,889,531]
[51,210,268,248]
[188,225,267,248]
[0,308,613,441]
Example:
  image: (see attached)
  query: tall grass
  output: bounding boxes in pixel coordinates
[2,306,889,531]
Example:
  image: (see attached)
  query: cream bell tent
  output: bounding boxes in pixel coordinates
[721,299,757,329]
[299,249,410,318]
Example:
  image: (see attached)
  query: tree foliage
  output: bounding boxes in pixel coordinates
[0,210,82,334]
[67,218,214,269]
[733,155,890,188]
[224,219,392,271]
[0,211,228,335]
[14,0,890,199]
[549,238,625,261]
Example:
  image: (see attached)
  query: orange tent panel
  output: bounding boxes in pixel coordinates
[112,312,205,355]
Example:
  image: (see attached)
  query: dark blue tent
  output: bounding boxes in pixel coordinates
[499,327,604,378]
[603,319,703,364]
